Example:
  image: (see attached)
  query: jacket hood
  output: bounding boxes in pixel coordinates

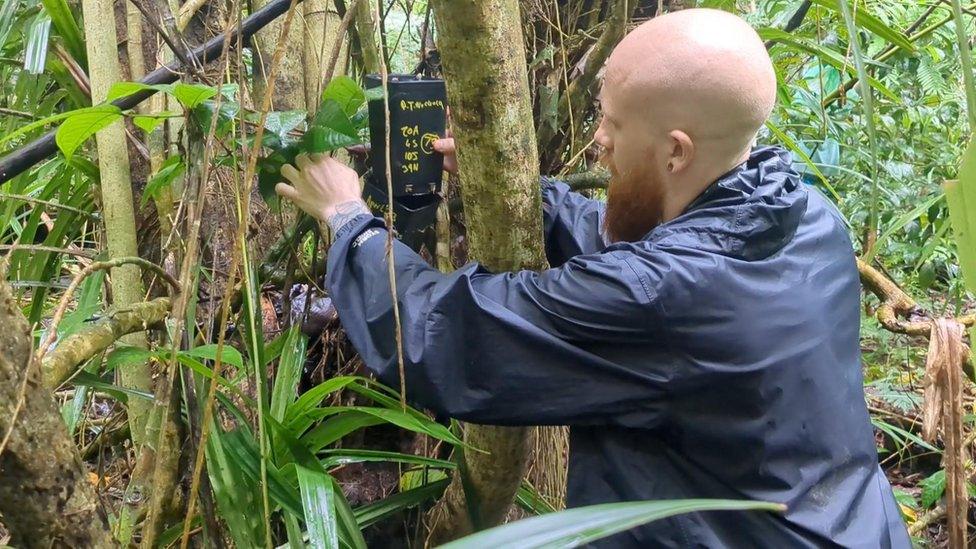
[647,145,808,261]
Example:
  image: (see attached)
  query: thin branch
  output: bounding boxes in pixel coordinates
[41,297,172,388]
[324,0,360,82]
[0,244,95,258]
[0,193,95,216]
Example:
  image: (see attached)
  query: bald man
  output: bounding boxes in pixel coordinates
[276,8,909,548]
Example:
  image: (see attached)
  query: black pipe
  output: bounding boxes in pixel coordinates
[0,0,305,184]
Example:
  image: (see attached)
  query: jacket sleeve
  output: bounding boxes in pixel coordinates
[326,214,669,427]
[541,177,607,266]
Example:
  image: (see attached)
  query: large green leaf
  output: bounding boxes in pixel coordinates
[55,105,123,158]
[297,466,340,549]
[947,138,976,346]
[322,76,366,117]
[438,499,785,549]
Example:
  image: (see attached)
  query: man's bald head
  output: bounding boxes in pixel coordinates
[606,8,775,158]
[595,9,777,241]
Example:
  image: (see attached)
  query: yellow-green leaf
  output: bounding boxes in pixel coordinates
[55,105,123,158]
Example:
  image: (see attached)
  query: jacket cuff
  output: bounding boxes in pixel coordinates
[333,213,381,243]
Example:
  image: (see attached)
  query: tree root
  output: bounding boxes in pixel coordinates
[857,259,975,337]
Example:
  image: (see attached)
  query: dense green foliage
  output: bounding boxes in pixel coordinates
[0,0,974,546]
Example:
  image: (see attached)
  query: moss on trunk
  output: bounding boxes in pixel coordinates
[0,276,113,548]
[426,0,564,542]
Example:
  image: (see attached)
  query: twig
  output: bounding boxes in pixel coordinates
[372,0,408,410]
[324,0,360,81]
[0,244,95,258]
[0,107,37,120]
[33,257,180,366]
[0,192,97,217]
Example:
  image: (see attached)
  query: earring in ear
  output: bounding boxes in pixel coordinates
[667,161,674,172]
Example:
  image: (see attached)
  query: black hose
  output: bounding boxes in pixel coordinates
[0,0,305,183]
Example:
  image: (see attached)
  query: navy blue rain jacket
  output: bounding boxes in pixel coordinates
[326,146,910,547]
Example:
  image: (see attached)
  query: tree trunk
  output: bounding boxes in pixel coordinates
[426,0,562,542]
[0,275,114,548]
[81,0,154,447]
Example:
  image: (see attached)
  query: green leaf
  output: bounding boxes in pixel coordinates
[313,100,359,137]
[399,468,447,492]
[270,326,306,422]
[55,105,123,158]
[438,499,785,549]
[920,469,946,508]
[106,81,170,102]
[516,481,557,515]
[303,412,387,453]
[40,0,86,66]
[758,28,899,102]
[285,376,360,428]
[263,110,307,141]
[948,137,976,294]
[319,448,455,470]
[105,345,155,372]
[322,76,366,116]
[764,119,839,202]
[57,269,103,339]
[171,83,217,108]
[354,479,450,528]
[297,466,340,549]
[184,344,245,369]
[808,0,914,53]
[72,371,154,401]
[132,115,163,134]
[142,154,185,206]
[302,407,466,448]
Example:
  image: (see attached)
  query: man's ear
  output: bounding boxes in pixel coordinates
[667,130,694,173]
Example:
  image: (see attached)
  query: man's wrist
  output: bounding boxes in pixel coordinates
[325,199,371,233]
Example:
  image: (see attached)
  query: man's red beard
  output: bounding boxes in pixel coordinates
[601,152,665,243]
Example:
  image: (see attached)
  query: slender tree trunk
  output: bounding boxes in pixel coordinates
[81,0,154,447]
[426,0,566,542]
[0,275,114,548]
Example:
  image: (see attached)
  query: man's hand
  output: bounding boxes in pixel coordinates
[433,132,458,175]
[275,153,369,231]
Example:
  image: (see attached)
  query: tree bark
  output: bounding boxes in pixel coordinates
[81,0,154,447]
[0,276,114,548]
[425,0,558,542]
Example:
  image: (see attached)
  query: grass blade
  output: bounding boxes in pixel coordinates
[297,466,339,549]
[437,499,785,549]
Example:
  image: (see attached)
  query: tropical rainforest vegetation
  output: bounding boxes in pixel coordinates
[0,0,975,547]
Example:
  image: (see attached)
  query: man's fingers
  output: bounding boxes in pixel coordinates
[295,153,312,171]
[275,182,299,201]
[433,138,455,154]
[281,164,303,186]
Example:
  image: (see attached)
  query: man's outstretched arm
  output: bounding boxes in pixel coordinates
[276,154,669,427]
